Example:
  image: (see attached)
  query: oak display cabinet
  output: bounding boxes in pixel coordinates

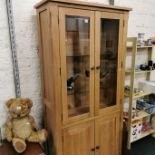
[35,1,131,155]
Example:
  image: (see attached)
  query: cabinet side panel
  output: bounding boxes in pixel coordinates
[39,9,50,100]
[37,6,62,155]
[49,5,63,155]
[38,8,55,154]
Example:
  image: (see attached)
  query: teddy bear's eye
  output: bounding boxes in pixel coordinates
[22,104,27,108]
[22,106,27,110]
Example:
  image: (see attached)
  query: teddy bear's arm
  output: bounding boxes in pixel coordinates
[28,115,38,130]
[5,118,13,142]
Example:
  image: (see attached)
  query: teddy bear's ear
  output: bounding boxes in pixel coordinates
[6,99,14,108]
[25,98,33,108]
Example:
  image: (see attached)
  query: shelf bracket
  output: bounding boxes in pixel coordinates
[6,0,21,98]
[109,0,114,5]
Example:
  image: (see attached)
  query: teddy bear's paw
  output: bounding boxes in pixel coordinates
[13,138,26,153]
[38,129,48,142]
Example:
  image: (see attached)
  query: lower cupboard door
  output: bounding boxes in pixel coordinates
[63,120,95,155]
[95,114,120,155]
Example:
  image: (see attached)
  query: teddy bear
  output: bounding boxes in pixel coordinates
[4,98,47,153]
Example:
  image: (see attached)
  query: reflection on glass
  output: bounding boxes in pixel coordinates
[65,16,90,117]
[100,19,119,108]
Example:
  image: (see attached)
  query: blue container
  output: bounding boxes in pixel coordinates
[136,99,155,114]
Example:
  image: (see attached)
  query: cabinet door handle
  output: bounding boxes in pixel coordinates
[90,66,95,70]
[96,146,100,149]
[91,148,95,151]
[96,66,100,70]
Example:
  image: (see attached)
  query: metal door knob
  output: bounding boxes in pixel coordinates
[90,66,95,70]
[96,146,100,149]
[96,66,100,70]
[91,148,95,151]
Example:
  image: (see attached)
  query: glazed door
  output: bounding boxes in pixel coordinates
[59,8,95,124]
[95,12,124,115]
[63,121,95,155]
[95,113,121,155]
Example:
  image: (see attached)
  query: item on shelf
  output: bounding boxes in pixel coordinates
[145,39,152,46]
[152,40,155,45]
[135,88,143,94]
[67,74,80,91]
[131,119,142,142]
[124,85,144,94]
[148,60,154,70]
[124,85,130,92]
[4,98,48,153]
[137,33,153,46]
[142,123,152,132]
[123,102,129,118]
[132,108,139,119]
[139,81,155,94]
[123,112,128,118]
[139,60,155,71]
[140,64,148,71]
[85,69,90,77]
[136,98,155,114]
[145,94,155,104]
[100,71,109,79]
[135,65,141,71]
[137,33,145,46]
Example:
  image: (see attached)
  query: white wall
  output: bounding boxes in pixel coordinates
[0,0,155,132]
[0,0,15,127]
[116,0,155,37]
[12,0,42,126]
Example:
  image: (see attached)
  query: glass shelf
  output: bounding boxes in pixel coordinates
[124,91,152,99]
[127,45,153,49]
[126,70,155,74]
[67,91,89,96]
[66,55,89,57]
[69,106,89,117]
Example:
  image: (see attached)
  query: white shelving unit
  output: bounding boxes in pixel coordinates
[124,37,155,149]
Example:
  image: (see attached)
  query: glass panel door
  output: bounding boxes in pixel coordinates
[66,16,90,117]
[95,12,123,114]
[59,8,95,123]
[100,19,119,109]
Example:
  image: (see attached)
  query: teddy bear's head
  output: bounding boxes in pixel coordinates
[6,98,32,118]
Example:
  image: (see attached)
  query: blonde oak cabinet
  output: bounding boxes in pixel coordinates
[35,1,131,155]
